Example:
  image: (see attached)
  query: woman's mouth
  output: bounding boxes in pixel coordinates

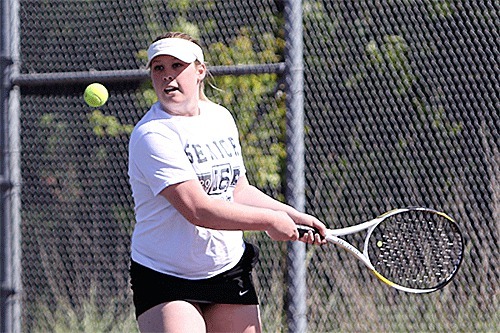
[164,86,179,94]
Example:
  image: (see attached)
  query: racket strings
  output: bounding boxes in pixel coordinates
[368,211,463,290]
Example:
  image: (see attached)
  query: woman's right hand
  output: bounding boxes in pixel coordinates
[265,211,299,241]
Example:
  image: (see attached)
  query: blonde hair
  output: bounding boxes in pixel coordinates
[151,32,210,101]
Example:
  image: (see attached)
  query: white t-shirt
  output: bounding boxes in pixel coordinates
[128,101,246,279]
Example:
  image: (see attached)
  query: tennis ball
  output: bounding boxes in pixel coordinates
[84,83,109,107]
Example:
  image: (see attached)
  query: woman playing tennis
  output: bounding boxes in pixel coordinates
[128,31,326,333]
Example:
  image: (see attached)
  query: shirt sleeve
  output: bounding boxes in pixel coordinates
[130,130,197,196]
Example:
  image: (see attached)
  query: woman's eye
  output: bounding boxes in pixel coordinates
[153,65,164,71]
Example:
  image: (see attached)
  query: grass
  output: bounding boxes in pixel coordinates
[29,290,138,333]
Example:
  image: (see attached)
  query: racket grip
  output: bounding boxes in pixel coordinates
[297,225,320,237]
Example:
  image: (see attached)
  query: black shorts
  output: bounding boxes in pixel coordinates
[130,242,260,318]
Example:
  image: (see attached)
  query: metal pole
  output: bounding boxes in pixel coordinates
[1,0,22,331]
[284,0,306,332]
[11,63,286,87]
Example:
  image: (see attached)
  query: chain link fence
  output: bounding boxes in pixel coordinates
[11,0,499,332]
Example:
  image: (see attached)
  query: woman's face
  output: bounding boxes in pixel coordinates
[150,55,206,116]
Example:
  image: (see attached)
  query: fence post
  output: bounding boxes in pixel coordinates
[284,0,306,332]
[1,0,22,332]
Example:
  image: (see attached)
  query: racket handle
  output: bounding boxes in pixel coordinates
[296,225,319,237]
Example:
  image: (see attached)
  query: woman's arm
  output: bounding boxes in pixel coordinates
[234,175,328,241]
[159,178,299,241]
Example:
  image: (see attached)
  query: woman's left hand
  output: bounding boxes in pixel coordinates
[293,213,328,245]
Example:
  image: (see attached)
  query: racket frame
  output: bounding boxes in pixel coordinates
[299,207,463,293]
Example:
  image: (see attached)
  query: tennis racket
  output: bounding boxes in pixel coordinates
[297,207,464,293]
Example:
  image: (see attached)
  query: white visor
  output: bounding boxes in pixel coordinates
[146,38,204,67]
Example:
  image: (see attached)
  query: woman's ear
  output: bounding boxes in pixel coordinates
[196,63,207,82]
